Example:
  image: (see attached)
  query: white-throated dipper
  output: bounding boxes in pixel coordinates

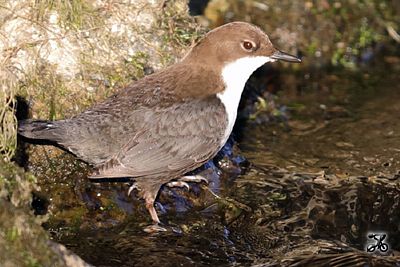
[18,22,301,225]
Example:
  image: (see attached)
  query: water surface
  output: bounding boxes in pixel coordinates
[54,66,400,266]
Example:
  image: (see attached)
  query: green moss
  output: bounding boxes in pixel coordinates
[306,40,319,56]
[0,160,66,266]
[24,254,42,267]
[6,226,19,242]
[158,0,205,64]
[18,64,61,119]
[169,23,202,45]
[0,161,30,204]
[127,51,149,78]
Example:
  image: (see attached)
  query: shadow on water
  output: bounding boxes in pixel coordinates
[47,65,400,266]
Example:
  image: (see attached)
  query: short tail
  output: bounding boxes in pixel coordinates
[18,119,60,141]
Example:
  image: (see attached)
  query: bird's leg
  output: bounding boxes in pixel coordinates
[127,181,164,228]
[143,191,160,224]
[142,191,168,233]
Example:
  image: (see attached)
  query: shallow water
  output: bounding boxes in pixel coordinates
[52,66,400,266]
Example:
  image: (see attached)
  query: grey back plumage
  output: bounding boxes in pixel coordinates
[18,62,228,180]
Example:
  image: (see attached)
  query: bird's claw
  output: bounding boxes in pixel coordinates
[179,175,208,184]
[127,183,138,196]
[166,181,190,190]
[166,175,208,190]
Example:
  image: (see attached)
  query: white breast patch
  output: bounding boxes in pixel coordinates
[217,56,275,146]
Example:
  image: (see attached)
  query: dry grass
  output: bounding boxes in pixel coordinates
[0,71,17,161]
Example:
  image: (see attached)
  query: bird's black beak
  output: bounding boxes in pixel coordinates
[271,50,301,63]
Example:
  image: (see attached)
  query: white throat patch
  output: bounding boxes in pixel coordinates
[217,56,275,146]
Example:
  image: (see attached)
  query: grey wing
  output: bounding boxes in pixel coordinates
[54,108,138,165]
[88,97,227,179]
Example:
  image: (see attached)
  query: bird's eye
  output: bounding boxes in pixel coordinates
[242,41,255,51]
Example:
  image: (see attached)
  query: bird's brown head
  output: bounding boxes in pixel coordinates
[169,22,300,100]
[183,21,301,70]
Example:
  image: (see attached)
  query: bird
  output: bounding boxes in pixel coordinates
[18,21,301,226]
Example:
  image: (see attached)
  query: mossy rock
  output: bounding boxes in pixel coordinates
[0,160,92,266]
